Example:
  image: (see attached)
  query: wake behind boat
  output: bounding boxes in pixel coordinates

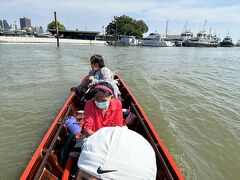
[20,75,184,180]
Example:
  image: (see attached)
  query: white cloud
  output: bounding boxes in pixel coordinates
[2,0,240,23]
[144,4,240,23]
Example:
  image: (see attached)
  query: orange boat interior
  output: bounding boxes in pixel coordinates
[21,76,183,180]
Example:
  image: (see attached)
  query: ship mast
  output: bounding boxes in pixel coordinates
[165,20,169,37]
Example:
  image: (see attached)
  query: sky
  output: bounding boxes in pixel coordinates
[1,0,240,41]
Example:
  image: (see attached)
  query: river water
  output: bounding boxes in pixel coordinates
[0,44,239,179]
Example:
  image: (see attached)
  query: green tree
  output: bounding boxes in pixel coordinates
[106,15,148,38]
[47,20,66,30]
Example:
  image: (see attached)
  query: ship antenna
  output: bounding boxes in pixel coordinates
[184,21,188,31]
[204,19,207,31]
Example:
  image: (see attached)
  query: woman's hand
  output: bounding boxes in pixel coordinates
[71,87,77,92]
[89,76,94,81]
[86,130,94,136]
[88,83,93,88]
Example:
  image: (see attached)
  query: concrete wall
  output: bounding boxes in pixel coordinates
[0,36,106,45]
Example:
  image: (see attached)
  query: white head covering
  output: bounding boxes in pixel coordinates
[78,126,157,180]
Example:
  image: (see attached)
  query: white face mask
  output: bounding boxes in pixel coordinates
[94,101,110,109]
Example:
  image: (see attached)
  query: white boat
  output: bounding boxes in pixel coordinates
[108,35,139,46]
[141,33,174,47]
[236,40,240,47]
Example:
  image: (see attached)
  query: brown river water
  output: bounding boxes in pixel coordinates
[0,44,239,179]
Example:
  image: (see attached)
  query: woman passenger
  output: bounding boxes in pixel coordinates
[87,54,121,98]
[83,82,124,136]
[71,54,120,99]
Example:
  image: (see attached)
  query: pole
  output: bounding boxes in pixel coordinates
[54,11,59,47]
[114,24,117,47]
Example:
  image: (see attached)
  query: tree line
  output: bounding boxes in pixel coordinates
[47,15,148,38]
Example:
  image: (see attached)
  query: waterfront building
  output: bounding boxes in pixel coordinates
[20,17,31,29]
[48,29,100,40]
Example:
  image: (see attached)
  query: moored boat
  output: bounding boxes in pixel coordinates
[141,33,174,47]
[182,20,219,47]
[107,35,139,46]
[20,75,184,180]
[182,30,219,47]
[236,40,240,47]
[220,35,235,47]
[181,21,193,41]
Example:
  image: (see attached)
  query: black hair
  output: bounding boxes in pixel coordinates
[94,82,114,98]
[90,54,105,68]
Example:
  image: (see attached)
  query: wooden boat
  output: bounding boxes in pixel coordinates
[21,75,184,180]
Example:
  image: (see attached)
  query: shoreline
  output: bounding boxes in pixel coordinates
[0,36,106,45]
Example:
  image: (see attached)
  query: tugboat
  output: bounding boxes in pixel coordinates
[176,21,193,47]
[236,40,240,47]
[182,20,219,47]
[181,21,193,41]
[220,34,235,47]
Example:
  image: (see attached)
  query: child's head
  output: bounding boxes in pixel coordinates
[90,54,105,70]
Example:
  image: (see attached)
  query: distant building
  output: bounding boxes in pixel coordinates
[20,17,31,29]
[34,26,44,33]
[3,20,10,29]
[13,20,18,30]
[0,20,3,29]
[10,23,17,30]
[13,24,17,30]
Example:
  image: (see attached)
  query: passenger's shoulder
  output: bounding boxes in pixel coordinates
[101,67,112,73]
[85,99,95,106]
[112,98,122,107]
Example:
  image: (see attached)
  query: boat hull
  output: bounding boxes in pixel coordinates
[220,42,235,47]
[141,41,174,47]
[182,40,218,47]
[20,75,184,180]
